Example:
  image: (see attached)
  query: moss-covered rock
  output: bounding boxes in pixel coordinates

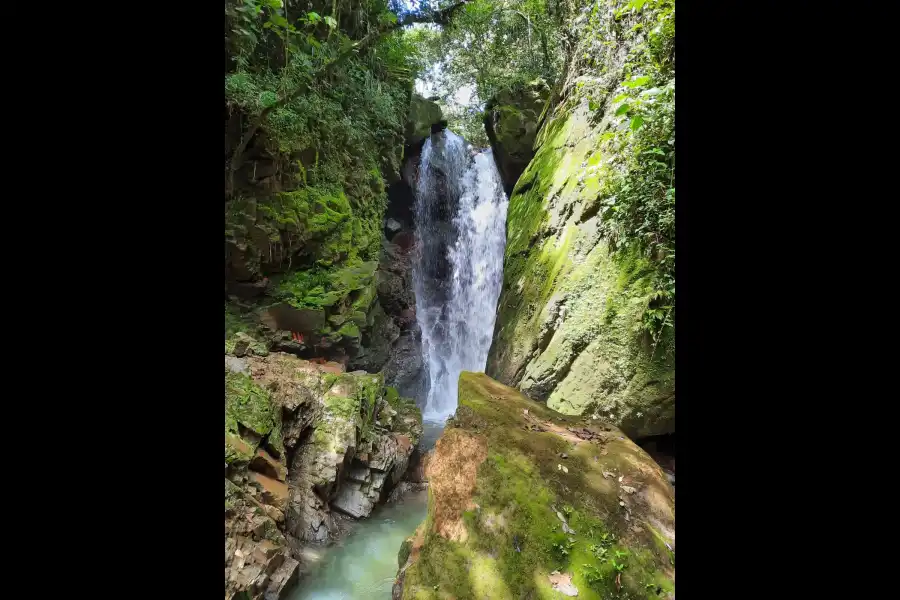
[225,352,422,541]
[405,94,444,146]
[484,79,550,193]
[225,368,283,454]
[486,1,675,439]
[395,372,675,600]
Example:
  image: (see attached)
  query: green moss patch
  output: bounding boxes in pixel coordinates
[400,373,674,600]
[225,369,283,454]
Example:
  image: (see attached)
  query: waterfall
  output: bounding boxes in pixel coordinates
[413,130,509,421]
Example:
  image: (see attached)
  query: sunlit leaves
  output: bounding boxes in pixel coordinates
[623,75,651,88]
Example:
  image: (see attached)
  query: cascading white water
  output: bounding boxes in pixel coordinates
[413,130,509,421]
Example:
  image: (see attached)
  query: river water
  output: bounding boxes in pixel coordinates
[294,132,508,598]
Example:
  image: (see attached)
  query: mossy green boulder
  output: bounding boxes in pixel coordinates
[486,2,674,439]
[405,93,444,146]
[484,79,550,193]
[393,372,675,600]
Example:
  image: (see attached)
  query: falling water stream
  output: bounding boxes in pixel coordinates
[295,131,508,599]
[414,131,509,420]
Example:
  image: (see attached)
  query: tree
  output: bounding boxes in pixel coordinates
[226,0,474,190]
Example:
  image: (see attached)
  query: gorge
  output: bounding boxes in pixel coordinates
[224,1,675,599]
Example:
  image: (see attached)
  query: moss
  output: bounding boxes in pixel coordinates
[398,539,413,568]
[337,322,361,338]
[225,369,281,442]
[225,303,269,356]
[385,386,400,409]
[400,373,674,600]
[225,432,255,466]
[270,259,378,348]
[392,395,423,444]
[405,94,443,144]
[486,0,676,435]
[225,477,243,512]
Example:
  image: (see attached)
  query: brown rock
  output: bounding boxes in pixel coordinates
[251,448,287,482]
[395,434,411,454]
[249,472,289,510]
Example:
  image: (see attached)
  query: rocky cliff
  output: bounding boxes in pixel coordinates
[225,353,422,599]
[225,93,443,396]
[486,0,675,439]
[393,372,675,600]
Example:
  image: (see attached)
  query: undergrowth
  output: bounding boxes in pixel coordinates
[581,0,675,351]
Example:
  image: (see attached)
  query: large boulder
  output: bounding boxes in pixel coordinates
[393,372,675,600]
[484,79,550,194]
[486,4,675,439]
[404,94,444,146]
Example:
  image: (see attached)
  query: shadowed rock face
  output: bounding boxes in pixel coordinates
[393,372,674,600]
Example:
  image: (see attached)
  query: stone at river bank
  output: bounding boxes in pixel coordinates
[486,2,675,439]
[393,372,674,600]
[225,353,422,599]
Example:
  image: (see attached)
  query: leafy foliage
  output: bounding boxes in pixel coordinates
[411,0,566,142]
[224,1,429,326]
[586,0,675,351]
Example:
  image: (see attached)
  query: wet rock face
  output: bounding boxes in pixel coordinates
[484,79,550,194]
[225,354,423,596]
[394,372,675,600]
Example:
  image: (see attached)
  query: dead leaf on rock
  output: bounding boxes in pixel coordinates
[621,485,637,494]
[603,471,615,479]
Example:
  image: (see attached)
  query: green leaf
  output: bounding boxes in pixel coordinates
[615,103,630,116]
[268,13,288,28]
[612,93,629,103]
[307,11,321,23]
[624,75,652,88]
[324,15,337,29]
[630,115,644,131]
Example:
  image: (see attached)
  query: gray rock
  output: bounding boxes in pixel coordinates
[385,217,403,233]
[225,356,249,375]
[331,481,377,518]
